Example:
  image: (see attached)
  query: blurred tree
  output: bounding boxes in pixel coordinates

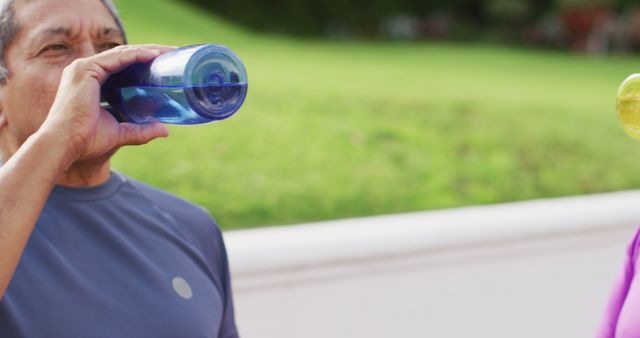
[181,0,631,50]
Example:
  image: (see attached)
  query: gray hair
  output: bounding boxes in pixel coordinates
[0,0,127,85]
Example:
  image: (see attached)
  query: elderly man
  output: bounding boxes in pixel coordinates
[0,0,239,337]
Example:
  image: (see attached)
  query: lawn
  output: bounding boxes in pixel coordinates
[111,0,640,230]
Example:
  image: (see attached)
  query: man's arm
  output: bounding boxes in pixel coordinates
[0,127,77,300]
[0,45,173,299]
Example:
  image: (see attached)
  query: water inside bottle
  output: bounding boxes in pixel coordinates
[115,83,248,125]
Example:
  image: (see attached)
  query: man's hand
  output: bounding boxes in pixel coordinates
[40,44,175,168]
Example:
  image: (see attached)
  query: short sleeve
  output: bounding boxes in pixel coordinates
[213,226,240,338]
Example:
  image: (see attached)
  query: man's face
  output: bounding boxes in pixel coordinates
[0,0,125,148]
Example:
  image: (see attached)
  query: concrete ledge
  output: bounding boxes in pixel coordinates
[223,191,640,338]
[225,191,640,286]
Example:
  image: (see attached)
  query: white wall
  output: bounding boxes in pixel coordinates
[223,191,640,338]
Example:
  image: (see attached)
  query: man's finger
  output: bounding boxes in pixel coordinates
[81,44,177,83]
[117,122,170,147]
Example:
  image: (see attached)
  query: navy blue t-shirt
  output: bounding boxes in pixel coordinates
[0,172,239,338]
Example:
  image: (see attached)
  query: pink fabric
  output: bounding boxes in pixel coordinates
[597,227,640,337]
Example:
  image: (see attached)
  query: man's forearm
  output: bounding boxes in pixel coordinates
[0,128,74,299]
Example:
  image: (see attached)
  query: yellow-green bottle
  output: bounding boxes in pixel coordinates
[617,74,640,140]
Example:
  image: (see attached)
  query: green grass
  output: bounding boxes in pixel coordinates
[110,0,640,230]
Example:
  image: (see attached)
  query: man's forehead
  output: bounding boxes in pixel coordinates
[13,0,121,37]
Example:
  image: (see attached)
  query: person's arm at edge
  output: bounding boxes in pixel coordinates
[596,227,640,337]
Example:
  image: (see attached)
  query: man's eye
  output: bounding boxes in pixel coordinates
[44,44,67,51]
[39,44,69,55]
[99,42,121,51]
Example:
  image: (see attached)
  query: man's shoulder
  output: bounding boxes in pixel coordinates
[118,173,223,241]
[122,175,205,213]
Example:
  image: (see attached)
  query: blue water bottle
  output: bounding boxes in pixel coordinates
[101,44,248,125]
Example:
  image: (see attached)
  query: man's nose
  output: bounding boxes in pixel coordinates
[77,43,99,58]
